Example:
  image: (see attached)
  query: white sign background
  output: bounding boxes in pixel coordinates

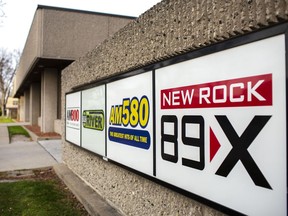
[107,72,154,176]
[155,35,286,216]
[66,91,81,146]
[82,85,106,156]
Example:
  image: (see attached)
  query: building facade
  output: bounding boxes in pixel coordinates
[13,5,134,133]
[62,0,288,215]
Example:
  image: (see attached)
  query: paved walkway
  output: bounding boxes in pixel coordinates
[0,126,9,145]
[0,122,30,127]
[0,141,59,172]
[38,140,62,163]
[0,122,30,145]
[0,123,61,172]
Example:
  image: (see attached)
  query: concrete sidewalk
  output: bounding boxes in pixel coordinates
[0,122,30,127]
[0,141,58,172]
[0,122,30,145]
[0,123,61,171]
[38,140,62,163]
[0,126,9,145]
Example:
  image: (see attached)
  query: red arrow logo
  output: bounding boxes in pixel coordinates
[210,127,221,162]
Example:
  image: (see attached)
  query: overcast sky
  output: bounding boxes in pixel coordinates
[0,0,161,52]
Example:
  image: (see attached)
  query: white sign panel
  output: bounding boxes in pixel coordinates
[107,72,154,176]
[155,35,286,215]
[66,91,81,146]
[82,85,106,156]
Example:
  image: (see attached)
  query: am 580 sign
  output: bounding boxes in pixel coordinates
[155,35,286,216]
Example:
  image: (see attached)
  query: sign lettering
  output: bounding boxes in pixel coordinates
[161,74,272,109]
[215,115,272,189]
[83,110,104,131]
[109,95,151,149]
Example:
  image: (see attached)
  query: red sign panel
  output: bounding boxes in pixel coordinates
[161,74,272,109]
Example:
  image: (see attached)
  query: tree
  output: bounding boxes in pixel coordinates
[0,0,5,25]
[0,49,20,116]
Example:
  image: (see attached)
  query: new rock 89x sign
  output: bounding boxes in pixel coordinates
[155,35,286,216]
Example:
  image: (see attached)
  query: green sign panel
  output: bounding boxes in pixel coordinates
[83,110,104,131]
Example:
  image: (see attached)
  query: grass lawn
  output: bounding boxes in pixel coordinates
[7,126,30,138]
[0,117,14,123]
[0,169,87,216]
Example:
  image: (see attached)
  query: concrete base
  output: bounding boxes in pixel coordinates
[54,119,62,135]
[53,164,122,216]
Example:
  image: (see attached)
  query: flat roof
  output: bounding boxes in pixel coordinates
[37,5,137,20]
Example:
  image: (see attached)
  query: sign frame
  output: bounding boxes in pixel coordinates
[64,22,288,216]
[155,35,285,215]
[106,72,154,176]
[81,85,106,156]
[65,91,82,146]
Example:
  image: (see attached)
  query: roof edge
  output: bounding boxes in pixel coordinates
[37,4,137,19]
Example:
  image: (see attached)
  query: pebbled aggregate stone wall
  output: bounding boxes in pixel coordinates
[62,0,288,215]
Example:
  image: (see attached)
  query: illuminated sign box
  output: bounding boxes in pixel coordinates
[155,35,286,216]
[65,31,287,215]
[65,91,81,146]
[81,85,106,156]
[106,72,154,176]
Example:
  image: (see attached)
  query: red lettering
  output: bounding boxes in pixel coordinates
[67,109,80,121]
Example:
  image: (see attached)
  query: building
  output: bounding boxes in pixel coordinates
[5,97,18,119]
[13,5,135,134]
[62,0,288,215]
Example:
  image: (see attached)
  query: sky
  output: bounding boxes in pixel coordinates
[0,0,162,52]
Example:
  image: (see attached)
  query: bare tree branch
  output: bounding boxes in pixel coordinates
[0,48,20,116]
[0,0,6,26]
